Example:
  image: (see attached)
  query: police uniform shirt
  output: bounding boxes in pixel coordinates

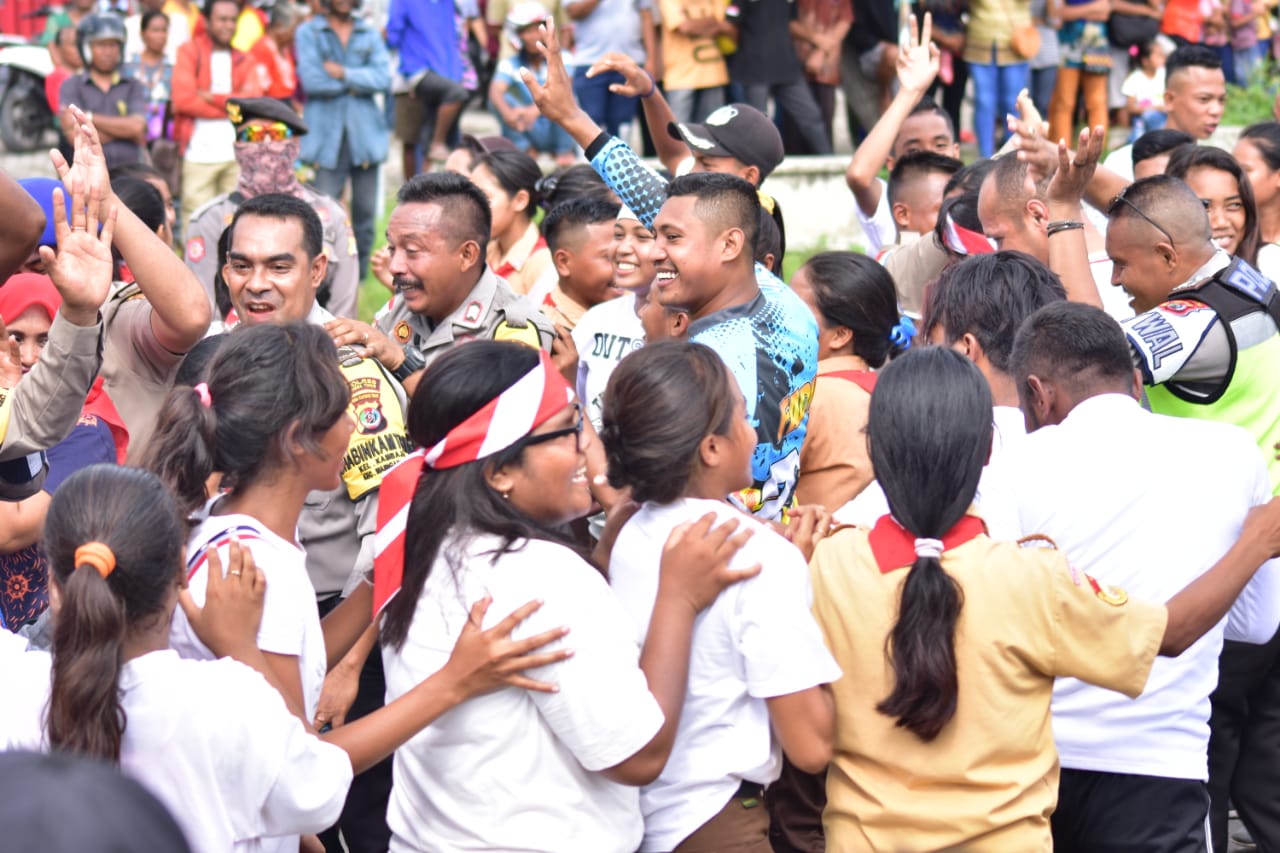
[375,265,555,367]
[1004,393,1280,781]
[299,302,411,599]
[185,187,361,320]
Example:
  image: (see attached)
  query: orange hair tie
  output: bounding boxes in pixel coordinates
[74,542,116,579]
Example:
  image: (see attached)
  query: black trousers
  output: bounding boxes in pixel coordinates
[1208,629,1280,853]
[1052,768,1210,853]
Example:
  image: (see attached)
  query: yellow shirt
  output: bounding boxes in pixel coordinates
[796,355,874,511]
[810,527,1166,852]
[657,0,731,91]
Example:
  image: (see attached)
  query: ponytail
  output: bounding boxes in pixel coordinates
[143,384,218,516]
[866,348,993,742]
[42,466,188,765]
[46,551,127,762]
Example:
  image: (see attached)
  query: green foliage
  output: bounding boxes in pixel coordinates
[1223,77,1277,128]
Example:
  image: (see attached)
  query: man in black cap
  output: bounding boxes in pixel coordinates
[185,97,360,321]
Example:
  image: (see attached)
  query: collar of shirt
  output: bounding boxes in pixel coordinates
[1059,392,1142,431]
[1172,248,1231,294]
[488,221,543,276]
[867,512,989,572]
[306,301,336,326]
[817,354,872,375]
[413,268,500,347]
[544,283,587,328]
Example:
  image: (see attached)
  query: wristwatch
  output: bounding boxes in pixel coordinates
[391,346,425,383]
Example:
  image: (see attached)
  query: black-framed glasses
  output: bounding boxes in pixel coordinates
[1109,191,1176,247]
[519,403,584,451]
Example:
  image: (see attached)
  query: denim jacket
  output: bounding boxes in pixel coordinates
[295,16,392,169]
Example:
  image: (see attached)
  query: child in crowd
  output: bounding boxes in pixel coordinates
[601,340,840,852]
[373,340,760,852]
[490,4,576,165]
[1124,39,1169,141]
[471,150,555,299]
[541,196,624,330]
[789,252,907,511]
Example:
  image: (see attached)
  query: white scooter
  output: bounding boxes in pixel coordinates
[0,35,56,153]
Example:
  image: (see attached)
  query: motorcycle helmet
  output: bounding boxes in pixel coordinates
[504,2,551,51]
[77,13,127,67]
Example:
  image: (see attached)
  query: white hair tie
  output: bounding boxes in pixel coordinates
[914,538,944,560]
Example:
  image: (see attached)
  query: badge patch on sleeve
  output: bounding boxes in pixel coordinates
[186,236,205,262]
[340,358,411,500]
[1086,574,1129,606]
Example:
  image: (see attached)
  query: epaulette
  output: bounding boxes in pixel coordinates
[336,343,364,369]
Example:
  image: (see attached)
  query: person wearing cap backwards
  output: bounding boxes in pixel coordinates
[58,13,148,170]
[185,97,361,320]
[527,23,818,521]
[295,0,393,283]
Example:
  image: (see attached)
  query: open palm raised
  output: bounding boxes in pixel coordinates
[37,175,117,328]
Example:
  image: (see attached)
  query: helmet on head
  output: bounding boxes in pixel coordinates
[76,13,127,67]
[504,2,551,50]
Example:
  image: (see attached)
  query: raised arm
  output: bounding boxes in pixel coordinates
[845,14,940,217]
[585,51,688,173]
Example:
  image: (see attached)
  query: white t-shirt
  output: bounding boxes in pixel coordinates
[1005,393,1280,780]
[170,511,328,724]
[381,533,664,853]
[1257,243,1280,284]
[1122,67,1166,111]
[609,498,842,851]
[185,49,235,164]
[573,293,644,430]
[834,405,1028,542]
[3,649,351,853]
[856,178,897,253]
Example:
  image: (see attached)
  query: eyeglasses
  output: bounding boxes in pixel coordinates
[1109,191,1175,247]
[519,403,584,451]
[236,121,294,144]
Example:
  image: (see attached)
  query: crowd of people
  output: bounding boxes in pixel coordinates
[7,0,1280,852]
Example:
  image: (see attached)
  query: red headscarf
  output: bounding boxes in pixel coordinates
[0,274,129,463]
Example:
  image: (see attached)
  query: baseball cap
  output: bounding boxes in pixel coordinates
[668,104,785,181]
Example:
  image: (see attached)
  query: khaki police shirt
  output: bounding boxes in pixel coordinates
[299,303,410,599]
[375,266,555,365]
[101,282,186,463]
[185,187,361,320]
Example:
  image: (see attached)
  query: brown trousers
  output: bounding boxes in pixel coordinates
[1049,66,1110,146]
[668,788,773,853]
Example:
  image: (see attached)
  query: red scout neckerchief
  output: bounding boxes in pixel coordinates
[371,351,574,617]
[868,513,988,573]
[822,369,877,394]
[493,234,548,280]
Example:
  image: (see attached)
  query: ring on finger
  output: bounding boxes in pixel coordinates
[229,570,243,577]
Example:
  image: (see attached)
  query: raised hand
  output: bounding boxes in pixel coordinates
[441,597,575,697]
[1009,90,1058,188]
[897,12,941,96]
[521,20,587,129]
[38,176,117,327]
[587,51,653,98]
[1046,124,1105,208]
[49,105,109,215]
[657,513,760,614]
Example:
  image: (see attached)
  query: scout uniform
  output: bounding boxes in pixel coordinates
[301,302,410,601]
[810,520,1166,853]
[375,266,555,370]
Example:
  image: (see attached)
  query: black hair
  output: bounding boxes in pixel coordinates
[212,224,233,320]
[110,160,166,186]
[944,158,996,199]
[799,251,903,367]
[870,347,992,742]
[227,192,323,261]
[474,149,544,218]
[933,160,997,260]
[904,99,957,145]
[174,333,227,387]
[110,175,165,235]
[754,205,782,273]
[1166,44,1223,78]
[666,172,760,251]
[600,340,738,504]
[396,171,492,249]
[1241,122,1280,172]
[1166,144,1260,264]
[42,465,187,763]
[202,0,238,19]
[143,323,350,517]
[139,9,168,32]
[382,341,583,651]
[923,251,1067,373]
[1132,128,1195,166]
[536,163,616,211]
[888,150,964,209]
[1010,301,1138,400]
[542,196,620,254]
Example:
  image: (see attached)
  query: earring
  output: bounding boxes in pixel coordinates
[501,491,510,501]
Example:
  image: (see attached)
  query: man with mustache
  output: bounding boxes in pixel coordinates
[331,172,554,396]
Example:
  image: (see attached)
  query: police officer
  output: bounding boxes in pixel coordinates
[185,97,361,322]
[328,172,555,392]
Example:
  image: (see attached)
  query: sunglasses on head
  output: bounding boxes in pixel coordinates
[236,121,294,144]
[1108,190,1176,247]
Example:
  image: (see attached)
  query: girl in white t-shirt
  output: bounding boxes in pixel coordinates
[376,340,759,852]
[599,340,841,852]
